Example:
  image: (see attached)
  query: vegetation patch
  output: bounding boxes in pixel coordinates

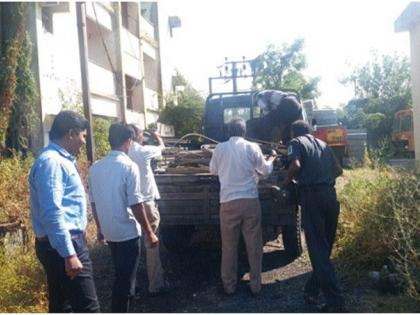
[335,167,420,304]
[0,246,47,312]
[0,154,33,224]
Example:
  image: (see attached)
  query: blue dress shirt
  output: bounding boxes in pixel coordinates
[30,142,87,257]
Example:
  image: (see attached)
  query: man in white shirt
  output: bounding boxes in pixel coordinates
[88,123,158,312]
[210,118,276,296]
[128,124,169,295]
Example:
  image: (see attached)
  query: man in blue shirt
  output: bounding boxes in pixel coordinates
[30,111,100,312]
[282,120,345,312]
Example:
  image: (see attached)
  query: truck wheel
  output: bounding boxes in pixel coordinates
[281,207,302,259]
[160,225,195,252]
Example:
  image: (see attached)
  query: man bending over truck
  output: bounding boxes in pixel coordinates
[210,118,276,296]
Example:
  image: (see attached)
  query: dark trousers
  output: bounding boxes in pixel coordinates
[108,236,141,313]
[300,185,344,307]
[35,235,100,313]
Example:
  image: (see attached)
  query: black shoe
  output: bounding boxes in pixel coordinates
[148,281,173,297]
[318,304,348,313]
[304,293,318,305]
[219,286,236,298]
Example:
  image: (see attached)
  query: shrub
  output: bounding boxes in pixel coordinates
[93,116,112,159]
[0,155,47,311]
[336,168,420,301]
[0,154,33,224]
[0,247,47,312]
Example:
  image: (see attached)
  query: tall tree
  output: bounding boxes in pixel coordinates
[159,71,205,137]
[251,39,320,100]
[341,52,411,146]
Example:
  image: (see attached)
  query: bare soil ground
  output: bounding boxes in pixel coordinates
[89,229,416,313]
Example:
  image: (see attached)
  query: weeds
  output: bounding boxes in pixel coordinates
[336,167,420,302]
[0,245,47,312]
[0,153,33,224]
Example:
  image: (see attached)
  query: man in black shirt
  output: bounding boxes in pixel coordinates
[283,120,345,312]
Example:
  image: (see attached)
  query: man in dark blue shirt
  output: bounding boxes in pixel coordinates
[30,111,100,312]
[283,120,345,312]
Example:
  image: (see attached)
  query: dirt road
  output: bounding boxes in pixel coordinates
[89,230,387,313]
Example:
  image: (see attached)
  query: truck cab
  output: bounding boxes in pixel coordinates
[203,91,306,144]
[311,109,348,165]
[392,109,414,158]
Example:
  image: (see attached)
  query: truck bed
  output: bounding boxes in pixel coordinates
[155,170,296,226]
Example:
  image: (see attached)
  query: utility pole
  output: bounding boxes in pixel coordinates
[208,57,255,94]
[76,2,96,163]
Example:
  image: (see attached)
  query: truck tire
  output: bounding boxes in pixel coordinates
[281,207,302,259]
[160,225,195,252]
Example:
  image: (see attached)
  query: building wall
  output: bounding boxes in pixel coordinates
[35,3,82,146]
[157,3,179,95]
[29,1,169,150]
[409,23,420,168]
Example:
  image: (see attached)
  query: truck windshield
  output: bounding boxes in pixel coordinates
[401,116,412,132]
[313,110,338,126]
[223,107,251,123]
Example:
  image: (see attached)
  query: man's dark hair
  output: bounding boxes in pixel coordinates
[108,122,135,149]
[291,120,311,137]
[227,118,246,137]
[49,110,89,140]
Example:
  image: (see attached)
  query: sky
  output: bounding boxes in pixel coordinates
[161,0,412,108]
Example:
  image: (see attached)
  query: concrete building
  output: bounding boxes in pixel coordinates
[12,1,179,150]
[395,2,420,169]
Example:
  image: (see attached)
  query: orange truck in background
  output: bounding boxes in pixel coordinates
[311,109,348,165]
[392,109,414,158]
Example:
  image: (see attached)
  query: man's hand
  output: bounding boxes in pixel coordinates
[65,255,83,280]
[267,149,277,162]
[146,231,159,248]
[97,230,106,245]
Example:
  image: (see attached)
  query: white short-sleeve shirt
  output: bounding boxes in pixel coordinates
[209,137,273,203]
[128,142,162,201]
[88,151,144,242]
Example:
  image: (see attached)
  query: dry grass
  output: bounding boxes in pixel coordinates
[335,167,420,303]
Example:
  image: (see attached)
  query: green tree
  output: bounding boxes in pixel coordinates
[0,3,30,153]
[6,32,38,154]
[159,72,205,137]
[251,39,320,99]
[341,52,411,147]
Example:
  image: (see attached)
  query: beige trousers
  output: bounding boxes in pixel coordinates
[144,200,165,293]
[220,198,263,294]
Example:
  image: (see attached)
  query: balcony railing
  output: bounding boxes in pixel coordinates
[86,2,113,31]
[88,61,116,96]
[140,15,155,41]
[144,87,159,111]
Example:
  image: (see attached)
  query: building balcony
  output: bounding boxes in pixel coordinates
[88,61,117,97]
[121,28,142,79]
[144,87,159,111]
[86,2,113,32]
[140,15,155,41]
